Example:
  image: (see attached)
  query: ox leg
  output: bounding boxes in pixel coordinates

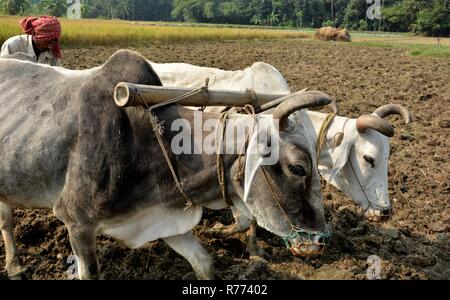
[0,202,27,279]
[163,232,214,280]
[230,206,252,232]
[66,224,100,280]
[246,219,267,260]
[206,206,251,238]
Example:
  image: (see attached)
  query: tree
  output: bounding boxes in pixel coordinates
[105,0,120,19]
[295,9,304,28]
[330,0,334,26]
[267,10,279,25]
[1,0,31,15]
[416,0,450,36]
[343,0,366,30]
[2,0,444,33]
[247,0,271,25]
[250,14,262,25]
[116,0,131,20]
[203,0,218,20]
[171,0,205,22]
[383,0,430,32]
[38,0,67,17]
[322,19,334,27]
[359,19,368,31]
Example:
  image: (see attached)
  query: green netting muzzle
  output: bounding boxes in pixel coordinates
[283,225,332,257]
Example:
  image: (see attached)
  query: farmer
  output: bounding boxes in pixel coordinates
[1,16,62,66]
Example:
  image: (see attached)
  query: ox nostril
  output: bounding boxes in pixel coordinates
[382,208,391,216]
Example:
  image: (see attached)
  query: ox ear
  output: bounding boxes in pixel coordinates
[329,127,358,180]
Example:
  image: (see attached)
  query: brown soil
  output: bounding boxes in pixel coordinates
[1,39,449,280]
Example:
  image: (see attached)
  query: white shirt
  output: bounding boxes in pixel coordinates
[0,34,60,66]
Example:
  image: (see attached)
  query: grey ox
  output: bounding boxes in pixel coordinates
[0,50,331,279]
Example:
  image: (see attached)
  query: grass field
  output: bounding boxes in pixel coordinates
[351,34,450,59]
[351,40,450,59]
[1,15,448,59]
[0,15,309,47]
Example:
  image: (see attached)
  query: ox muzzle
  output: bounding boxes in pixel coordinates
[283,225,332,257]
[363,205,392,222]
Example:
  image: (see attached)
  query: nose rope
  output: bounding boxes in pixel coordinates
[348,157,372,207]
[227,109,299,230]
[348,157,389,213]
[218,105,331,254]
[260,166,331,253]
[260,167,298,230]
[343,124,383,212]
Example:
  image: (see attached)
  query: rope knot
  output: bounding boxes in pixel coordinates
[149,113,165,135]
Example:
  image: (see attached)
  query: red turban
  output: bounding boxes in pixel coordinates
[20,16,62,58]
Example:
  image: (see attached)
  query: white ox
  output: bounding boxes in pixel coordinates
[150,61,412,224]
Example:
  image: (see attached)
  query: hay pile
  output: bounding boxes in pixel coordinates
[314,26,351,42]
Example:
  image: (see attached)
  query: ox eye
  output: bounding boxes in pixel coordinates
[288,164,306,176]
[363,155,375,168]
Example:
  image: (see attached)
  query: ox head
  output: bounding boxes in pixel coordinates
[243,91,332,256]
[329,104,412,221]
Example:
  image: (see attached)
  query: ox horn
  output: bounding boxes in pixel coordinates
[328,97,339,114]
[300,88,339,114]
[255,89,338,114]
[373,104,412,124]
[273,91,333,131]
[356,115,394,137]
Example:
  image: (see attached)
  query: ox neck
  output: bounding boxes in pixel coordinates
[152,106,251,209]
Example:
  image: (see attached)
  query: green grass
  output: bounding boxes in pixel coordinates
[0,15,309,47]
[352,41,450,59]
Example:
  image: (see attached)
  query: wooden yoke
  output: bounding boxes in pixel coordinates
[114,82,290,108]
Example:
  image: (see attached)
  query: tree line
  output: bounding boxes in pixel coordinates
[1,0,448,36]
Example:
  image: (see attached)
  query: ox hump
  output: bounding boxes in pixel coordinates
[249,62,289,94]
[98,49,162,87]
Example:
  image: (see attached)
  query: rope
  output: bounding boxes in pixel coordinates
[216,104,256,205]
[348,154,374,211]
[255,112,333,249]
[142,79,211,211]
[216,110,233,206]
[149,112,194,211]
[262,164,332,253]
[316,112,336,164]
[260,167,297,230]
[229,103,331,250]
[233,104,256,183]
